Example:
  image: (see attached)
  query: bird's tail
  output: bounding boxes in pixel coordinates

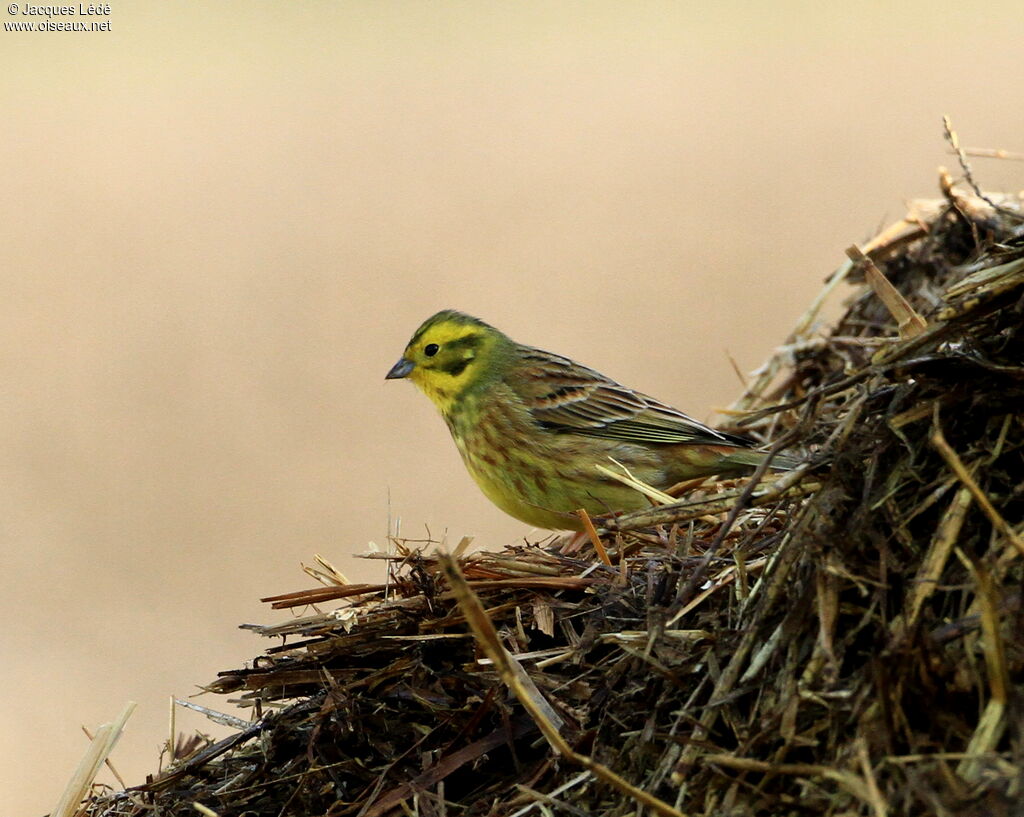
[666,443,802,482]
[719,446,801,472]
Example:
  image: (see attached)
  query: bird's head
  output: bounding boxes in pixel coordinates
[385,310,509,412]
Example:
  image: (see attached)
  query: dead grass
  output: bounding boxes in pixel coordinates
[81,173,1024,816]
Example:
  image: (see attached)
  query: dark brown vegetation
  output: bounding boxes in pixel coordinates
[83,179,1024,817]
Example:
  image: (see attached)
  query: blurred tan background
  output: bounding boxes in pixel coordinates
[2,1,1022,812]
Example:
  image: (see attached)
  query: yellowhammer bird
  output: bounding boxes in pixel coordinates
[386,310,794,530]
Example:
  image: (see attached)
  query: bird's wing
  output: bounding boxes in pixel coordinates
[512,347,749,446]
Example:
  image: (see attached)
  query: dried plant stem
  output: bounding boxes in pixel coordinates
[438,552,686,817]
[704,754,877,808]
[889,485,973,642]
[956,558,1011,781]
[53,702,136,817]
[846,245,927,339]
[930,421,1024,560]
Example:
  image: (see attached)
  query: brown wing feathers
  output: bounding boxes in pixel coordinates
[513,347,750,447]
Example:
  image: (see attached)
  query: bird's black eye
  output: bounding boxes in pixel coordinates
[424,343,440,357]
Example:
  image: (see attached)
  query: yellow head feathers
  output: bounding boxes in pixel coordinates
[385,310,509,412]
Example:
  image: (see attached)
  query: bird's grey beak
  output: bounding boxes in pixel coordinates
[385,357,415,380]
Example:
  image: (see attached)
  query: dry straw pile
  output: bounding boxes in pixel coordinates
[79,176,1023,817]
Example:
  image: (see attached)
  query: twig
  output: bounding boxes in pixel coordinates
[942,115,1024,221]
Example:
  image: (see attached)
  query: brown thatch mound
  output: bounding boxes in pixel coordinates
[83,180,1024,817]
